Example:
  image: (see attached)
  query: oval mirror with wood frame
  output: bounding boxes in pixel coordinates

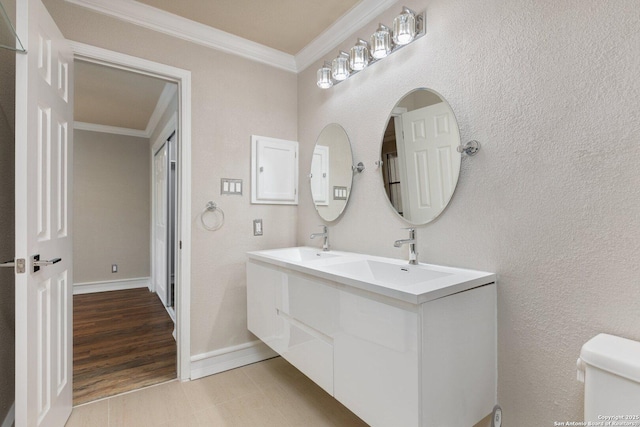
[380,88,461,225]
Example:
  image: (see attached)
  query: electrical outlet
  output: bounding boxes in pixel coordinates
[112,264,118,273]
[253,219,263,236]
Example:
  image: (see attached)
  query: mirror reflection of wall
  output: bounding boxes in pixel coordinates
[380,88,461,225]
[310,124,353,222]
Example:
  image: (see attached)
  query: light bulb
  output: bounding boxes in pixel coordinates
[393,7,417,45]
[349,39,370,71]
[331,51,350,81]
[370,24,392,59]
[317,63,333,89]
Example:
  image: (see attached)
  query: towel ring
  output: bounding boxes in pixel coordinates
[201,201,225,231]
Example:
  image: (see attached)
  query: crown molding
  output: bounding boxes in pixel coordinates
[294,0,398,72]
[74,121,149,138]
[65,0,297,72]
[65,0,396,74]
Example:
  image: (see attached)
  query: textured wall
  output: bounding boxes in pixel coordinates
[0,0,15,419]
[73,130,151,283]
[43,0,298,355]
[297,0,640,424]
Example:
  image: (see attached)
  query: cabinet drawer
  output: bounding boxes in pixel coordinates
[280,318,334,395]
[281,273,338,337]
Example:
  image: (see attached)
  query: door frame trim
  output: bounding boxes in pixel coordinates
[70,41,192,381]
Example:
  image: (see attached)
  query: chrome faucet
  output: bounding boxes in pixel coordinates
[394,228,418,265]
[310,225,330,251]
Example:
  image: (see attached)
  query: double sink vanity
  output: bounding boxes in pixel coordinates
[247,88,497,426]
[246,246,496,427]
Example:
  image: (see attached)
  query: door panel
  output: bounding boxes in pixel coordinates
[153,143,168,306]
[15,0,74,425]
[400,102,459,224]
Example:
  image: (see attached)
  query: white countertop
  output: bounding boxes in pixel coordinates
[246,247,496,305]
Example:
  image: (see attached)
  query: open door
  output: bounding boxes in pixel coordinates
[15,0,74,425]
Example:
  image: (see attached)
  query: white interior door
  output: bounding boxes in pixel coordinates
[15,0,74,425]
[310,145,329,205]
[400,102,460,223]
[153,143,168,306]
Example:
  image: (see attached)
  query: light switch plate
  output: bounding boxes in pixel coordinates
[253,219,263,236]
[333,186,348,200]
[221,178,243,195]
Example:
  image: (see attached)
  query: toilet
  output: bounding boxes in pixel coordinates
[577,333,640,421]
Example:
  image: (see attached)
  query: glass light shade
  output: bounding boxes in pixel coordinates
[331,52,350,81]
[370,25,392,59]
[393,8,417,45]
[349,40,370,71]
[317,65,333,89]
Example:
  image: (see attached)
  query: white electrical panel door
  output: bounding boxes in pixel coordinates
[251,135,299,204]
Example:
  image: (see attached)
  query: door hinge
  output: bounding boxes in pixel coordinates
[179,240,182,249]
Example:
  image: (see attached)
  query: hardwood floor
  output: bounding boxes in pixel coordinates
[73,288,176,405]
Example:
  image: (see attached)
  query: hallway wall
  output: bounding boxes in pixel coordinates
[73,130,151,285]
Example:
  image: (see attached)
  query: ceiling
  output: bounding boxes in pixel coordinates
[74,61,173,133]
[134,0,361,55]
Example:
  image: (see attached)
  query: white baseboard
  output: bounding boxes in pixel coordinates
[190,340,277,380]
[1,402,14,427]
[73,277,150,295]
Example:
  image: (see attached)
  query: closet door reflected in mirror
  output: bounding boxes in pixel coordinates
[310,124,353,222]
[380,88,461,225]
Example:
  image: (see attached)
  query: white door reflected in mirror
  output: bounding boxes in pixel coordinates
[310,124,353,222]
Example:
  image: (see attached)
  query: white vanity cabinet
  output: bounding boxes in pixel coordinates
[333,283,497,427]
[247,261,338,394]
[246,250,497,427]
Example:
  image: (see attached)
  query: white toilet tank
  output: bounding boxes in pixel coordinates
[577,333,640,422]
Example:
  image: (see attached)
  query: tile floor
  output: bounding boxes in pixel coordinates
[65,356,368,427]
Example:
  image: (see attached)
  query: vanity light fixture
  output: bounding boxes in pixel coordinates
[331,51,351,81]
[349,39,370,71]
[317,61,333,89]
[316,7,425,90]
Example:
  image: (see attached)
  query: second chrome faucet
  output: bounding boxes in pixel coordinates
[394,228,418,265]
[310,225,330,251]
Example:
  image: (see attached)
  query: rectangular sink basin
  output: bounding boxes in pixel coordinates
[323,259,451,287]
[264,247,341,262]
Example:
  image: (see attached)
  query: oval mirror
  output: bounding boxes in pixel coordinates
[310,124,353,222]
[380,88,461,225]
